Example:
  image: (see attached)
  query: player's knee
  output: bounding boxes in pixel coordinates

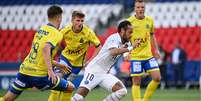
[132,77,141,85]
[153,75,161,82]
[72,93,84,101]
[133,80,141,85]
[67,81,75,92]
[116,88,127,97]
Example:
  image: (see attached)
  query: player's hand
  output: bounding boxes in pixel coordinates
[123,52,130,61]
[132,39,141,48]
[48,68,57,84]
[154,51,161,59]
[60,64,72,74]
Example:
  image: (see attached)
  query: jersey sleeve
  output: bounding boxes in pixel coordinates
[127,16,132,23]
[47,31,63,48]
[106,37,119,50]
[88,29,101,47]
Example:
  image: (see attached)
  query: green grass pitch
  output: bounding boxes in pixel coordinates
[0,88,200,101]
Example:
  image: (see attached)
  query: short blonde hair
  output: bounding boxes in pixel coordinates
[72,10,85,19]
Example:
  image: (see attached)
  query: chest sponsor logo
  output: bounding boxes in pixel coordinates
[66,48,84,55]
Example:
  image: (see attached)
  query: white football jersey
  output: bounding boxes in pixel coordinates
[85,33,123,73]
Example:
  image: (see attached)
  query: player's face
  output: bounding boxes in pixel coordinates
[123,25,133,42]
[72,16,84,32]
[135,2,145,18]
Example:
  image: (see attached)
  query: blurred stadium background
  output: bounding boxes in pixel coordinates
[0,0,200,100]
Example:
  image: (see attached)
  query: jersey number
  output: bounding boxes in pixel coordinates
[85,73,94,81]
[29,42,39,60]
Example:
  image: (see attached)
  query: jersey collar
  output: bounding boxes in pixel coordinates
[47,23,57,29]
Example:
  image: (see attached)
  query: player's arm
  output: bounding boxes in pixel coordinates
[52,60,71,74]
[150,18,160,59]
[110,40,141,56]
[42,43,57,84]
[151,33,161,59]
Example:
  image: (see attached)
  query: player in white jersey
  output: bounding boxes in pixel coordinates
[72,20,141,101]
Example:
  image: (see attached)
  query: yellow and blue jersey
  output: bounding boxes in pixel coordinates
[60,24,100,67]
[19,23,63,77]
[127,16,154,60]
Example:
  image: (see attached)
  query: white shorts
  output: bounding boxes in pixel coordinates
[79,72,123,91]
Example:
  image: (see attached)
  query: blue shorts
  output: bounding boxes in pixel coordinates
[130,57,160,76]
[9,73,69,95]
[54,55,82,80]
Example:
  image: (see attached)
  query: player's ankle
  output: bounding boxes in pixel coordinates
[72,93,83,101]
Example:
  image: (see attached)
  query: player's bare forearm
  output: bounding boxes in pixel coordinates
[110,40,141,56]
[151,34,161,59]
[43,43,53,70]
[42,43,57,84]
[53,61,71,74]
[109,47,130,56]
[151,34,160,53]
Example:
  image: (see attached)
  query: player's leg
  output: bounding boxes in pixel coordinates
[132,76,142,101]
[130,60,144,101]
[48,69,64,101]
[101,74,127,101]
[36,75,74,97]
[1,91,18,101]
[48,90,60,101]
[47,76,75,92]
[1,73,30,101]
[72,87,89,101]
[72,72,101,101]
[143,58,161,101]
[60,73,77,101]
[49,56,73,101]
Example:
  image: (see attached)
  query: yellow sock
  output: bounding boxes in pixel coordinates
[143,80,159,101]
[48,90,60,101]
[0,97,5,101]
[60,92,72,101]
[132,85,142,101]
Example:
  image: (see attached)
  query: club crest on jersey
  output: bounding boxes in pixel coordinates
[146,24,150,29]
[79,38,84,43]
[84,80,89,84]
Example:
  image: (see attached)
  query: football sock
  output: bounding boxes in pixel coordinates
[143,80,159,101]
[60,92,72,101]
[72,93,83,101]
[48,90,60,101]
[103,88,127,101]
[132,85,141,101]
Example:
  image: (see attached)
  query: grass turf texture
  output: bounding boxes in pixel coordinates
[0,88,200,101]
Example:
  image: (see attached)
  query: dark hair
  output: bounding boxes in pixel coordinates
[118,20,132,33]
[47,5,63,19]
[72,10,85,19]
[135,0,144,3]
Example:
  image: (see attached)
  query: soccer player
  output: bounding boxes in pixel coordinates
[72,20,141,101]
[48,10,101,101]
[0,5,74,101]
[127,0,161,101]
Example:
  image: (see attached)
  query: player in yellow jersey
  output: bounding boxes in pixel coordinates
[0,5,74,101]
[127,0,161,101]
[48,10,101,101]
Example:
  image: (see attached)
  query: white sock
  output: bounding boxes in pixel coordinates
[72,93,84,101]
[103,88,127,101]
